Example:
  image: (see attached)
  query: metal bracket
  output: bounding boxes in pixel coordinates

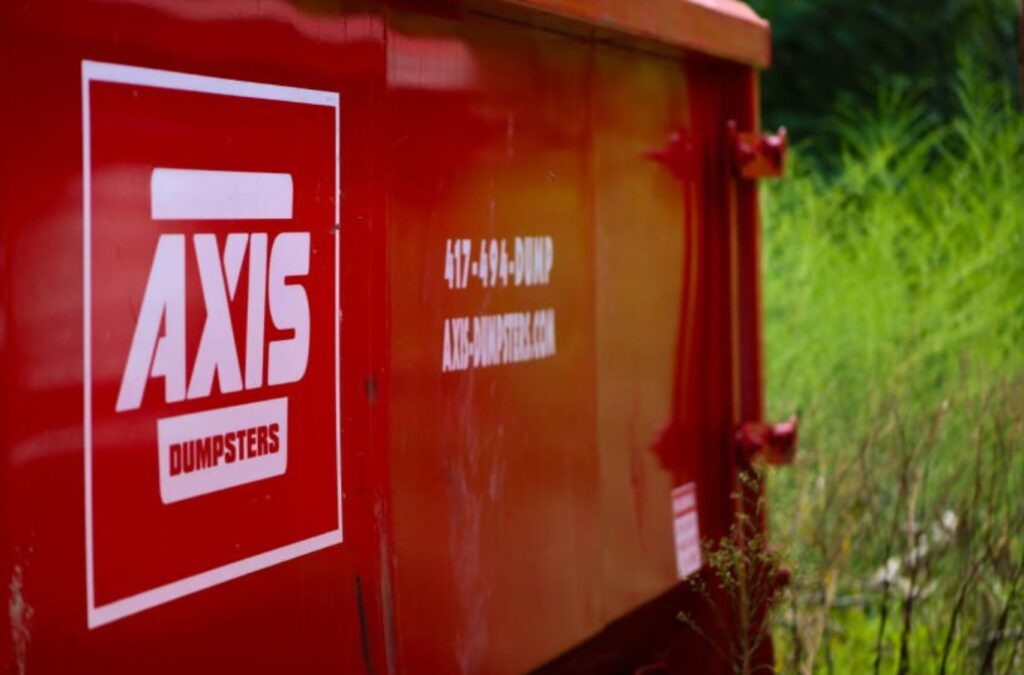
[736,415,798,466]
[727,121,787,179]
[646,129,697,181]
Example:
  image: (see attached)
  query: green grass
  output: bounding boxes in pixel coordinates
[761,70,1024,673]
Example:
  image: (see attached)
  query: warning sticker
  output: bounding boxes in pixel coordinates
[671,483,702,580]
[82,61,341,628]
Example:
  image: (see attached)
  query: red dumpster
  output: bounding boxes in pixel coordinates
[0,1,786,672]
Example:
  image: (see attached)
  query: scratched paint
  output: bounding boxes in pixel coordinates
[8,563,33,675]
[447,460,487,675]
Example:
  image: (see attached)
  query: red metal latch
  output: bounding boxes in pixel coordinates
[736,415,798,466]
[727,121,787,179]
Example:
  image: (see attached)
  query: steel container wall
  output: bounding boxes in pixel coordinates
[0,1,773,673]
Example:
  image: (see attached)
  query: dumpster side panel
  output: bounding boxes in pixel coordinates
[0,2,392,673]
[540,57,770,675]
[385,8,604,674]
[591,45,688,615]
[660,59,771,674]
[383,9,745,673]
[0,1,772,673]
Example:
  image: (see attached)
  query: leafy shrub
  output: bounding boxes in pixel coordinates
[749,0,1020,152]
[763,69,1024,673]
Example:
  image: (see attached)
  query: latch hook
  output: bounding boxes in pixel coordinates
[727,121,787,179]
[736,415,798,466]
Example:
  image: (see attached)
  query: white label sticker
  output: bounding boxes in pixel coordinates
[672,482,702,579]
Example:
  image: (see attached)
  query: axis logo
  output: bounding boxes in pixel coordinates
[82,61,342,628]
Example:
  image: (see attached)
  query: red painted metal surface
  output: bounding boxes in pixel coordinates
[0,1,776,673]
[737,416,798,466]
[729,122,788,179]
[464,0,771,68]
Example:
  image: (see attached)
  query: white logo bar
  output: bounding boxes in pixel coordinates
[150,168,294,220]
[156,397,288,504]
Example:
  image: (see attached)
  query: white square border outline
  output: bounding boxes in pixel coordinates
[81,60,343,629]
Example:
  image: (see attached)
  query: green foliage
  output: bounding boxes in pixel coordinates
[679,470,783,674]
[748,0,1020,152]
[765,70,1024,423]
[774,605,945,674]
[762,69,1024,672]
